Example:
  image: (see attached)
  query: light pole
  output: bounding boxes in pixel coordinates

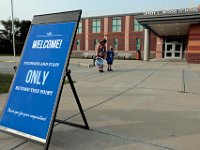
[11,0,16,57]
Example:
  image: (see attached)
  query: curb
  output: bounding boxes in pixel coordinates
[0,60,18,63]
[79,63,93,68]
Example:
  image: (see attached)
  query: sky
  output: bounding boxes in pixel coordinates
[0,0,200,21]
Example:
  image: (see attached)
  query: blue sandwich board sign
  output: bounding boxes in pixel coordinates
[0,10,82,144]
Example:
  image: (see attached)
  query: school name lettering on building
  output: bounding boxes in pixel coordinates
[144,7,199,16]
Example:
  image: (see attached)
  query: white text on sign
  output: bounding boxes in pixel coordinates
[32,39,63,49]
[25,70,49,85]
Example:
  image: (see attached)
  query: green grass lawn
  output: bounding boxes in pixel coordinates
[0,73,14,94]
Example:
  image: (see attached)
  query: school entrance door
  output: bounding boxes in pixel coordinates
[165,42,183,59]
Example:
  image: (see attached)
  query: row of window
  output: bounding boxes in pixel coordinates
[76,38,142,51]
[77,18,143,34]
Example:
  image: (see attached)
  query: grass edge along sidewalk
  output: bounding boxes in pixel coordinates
[0,73,13,94]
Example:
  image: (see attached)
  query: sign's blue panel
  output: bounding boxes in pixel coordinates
[0,22,76,143]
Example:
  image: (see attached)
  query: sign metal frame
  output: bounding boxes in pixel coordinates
[0,10,89,149]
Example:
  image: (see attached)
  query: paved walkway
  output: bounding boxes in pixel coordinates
[0,57,200,150]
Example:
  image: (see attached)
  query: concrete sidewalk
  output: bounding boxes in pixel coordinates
[0,57,200,150]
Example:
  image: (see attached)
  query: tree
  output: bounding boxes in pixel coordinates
[0,18,31,55]
[16,20,31,42]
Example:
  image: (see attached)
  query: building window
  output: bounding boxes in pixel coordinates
[94,39,99,49]
[134,19,143,32]
[136,38,141,51]
[76,40,81,51]
[112,17,121,32]
[113,38,119,50]
[77,21,82,34]
[92,18,101,33]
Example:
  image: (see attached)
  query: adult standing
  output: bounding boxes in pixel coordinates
[95,39,107,72]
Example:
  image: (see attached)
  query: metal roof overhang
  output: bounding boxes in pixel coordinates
[136,11,200,37]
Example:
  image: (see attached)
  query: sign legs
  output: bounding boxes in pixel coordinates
[44,70,89,150]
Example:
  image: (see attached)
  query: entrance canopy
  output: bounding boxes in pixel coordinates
[136,7,200,36]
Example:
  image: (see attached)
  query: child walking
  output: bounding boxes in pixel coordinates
[106,46,115,71]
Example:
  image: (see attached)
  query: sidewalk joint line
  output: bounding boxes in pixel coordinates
[90,129,176,150]
[9,140,28,150]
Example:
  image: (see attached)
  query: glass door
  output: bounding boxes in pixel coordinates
[174,43,182,58]
[165,43,173,58]
[165,43,182,58]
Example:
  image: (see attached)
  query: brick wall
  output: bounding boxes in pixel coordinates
[72,14,157,59]
[73,19,85,51]
[129,16,143,52]
[107,16,125,51]
[88,17,104,51]
[187,24,200,64]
